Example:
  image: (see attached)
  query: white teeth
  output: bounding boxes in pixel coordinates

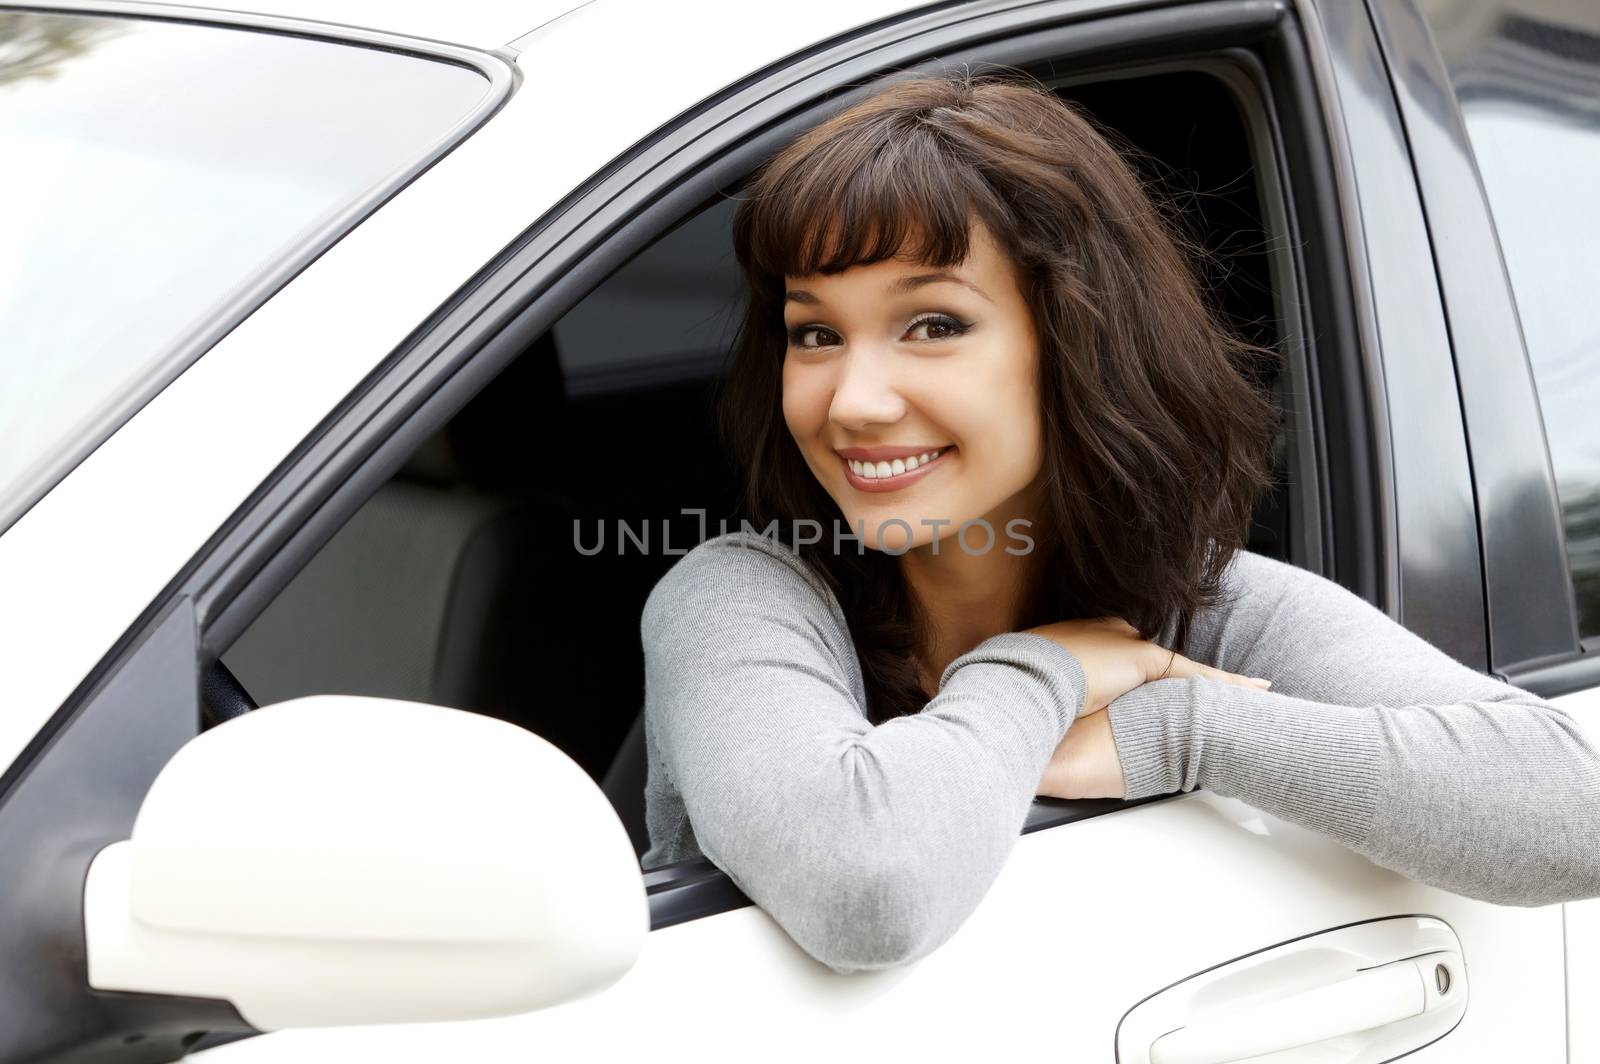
[845,447,947,480]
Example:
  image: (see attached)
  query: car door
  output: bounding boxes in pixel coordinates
[0,1,939,1060]
[188,1,1561,1061]
[0,1,1569,1063]
[1372,1,1600,1058]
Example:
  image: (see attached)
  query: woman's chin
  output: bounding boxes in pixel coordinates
[872,526,920,554]
[830,497,983,554]
[848,517,934,555]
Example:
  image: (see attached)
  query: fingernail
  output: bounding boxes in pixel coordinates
[1249,677,1273,689]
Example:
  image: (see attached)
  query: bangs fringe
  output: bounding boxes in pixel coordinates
[739,119,1006,279]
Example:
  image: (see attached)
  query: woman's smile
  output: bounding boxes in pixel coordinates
[837,445,954,493]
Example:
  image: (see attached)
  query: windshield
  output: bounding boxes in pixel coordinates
[0,12,498,534]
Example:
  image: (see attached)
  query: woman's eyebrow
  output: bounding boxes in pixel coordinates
[784,272,993,305]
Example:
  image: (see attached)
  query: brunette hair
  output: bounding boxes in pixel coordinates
[717,68,1282,724]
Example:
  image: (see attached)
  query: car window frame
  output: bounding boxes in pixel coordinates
[192,0,1368,930]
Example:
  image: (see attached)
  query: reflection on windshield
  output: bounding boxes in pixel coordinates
[0,12,493,535]
[0,11,124,86]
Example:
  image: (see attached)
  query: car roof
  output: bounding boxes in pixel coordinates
[87,0,589,50]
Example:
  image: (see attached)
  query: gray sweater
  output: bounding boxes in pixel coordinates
[639,530,1600,973]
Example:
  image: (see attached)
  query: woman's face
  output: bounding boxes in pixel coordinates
[781,219,1045,554]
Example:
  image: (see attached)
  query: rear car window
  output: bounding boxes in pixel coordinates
[0,11,500,535]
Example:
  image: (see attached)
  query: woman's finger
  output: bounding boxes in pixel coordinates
[1161,652,1272,690]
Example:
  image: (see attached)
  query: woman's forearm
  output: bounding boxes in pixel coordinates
[643,536,1088,972]
[1105,548,1600,905]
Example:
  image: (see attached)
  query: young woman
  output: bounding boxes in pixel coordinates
[637,69,1600,973]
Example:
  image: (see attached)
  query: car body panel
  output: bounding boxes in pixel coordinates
[1569,886,1600,1062]
[1554,690,1600,1064]
[192,793,1563,1061]
[44,0,587,50]
[1370,6,1600,1058]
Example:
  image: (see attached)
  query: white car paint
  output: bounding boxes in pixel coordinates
[1119,917,1466,1064]
[1555,687,1600,1062]
[191,792,1564,1061]
[90,0,584,51]
[84,697,647,1029]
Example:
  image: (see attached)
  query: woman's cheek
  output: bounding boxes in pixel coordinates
[779,365,811,437]
[781,364,833,441]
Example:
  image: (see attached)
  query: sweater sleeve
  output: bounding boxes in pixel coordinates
[1104,547,1600,906]
[640,534,1087,973]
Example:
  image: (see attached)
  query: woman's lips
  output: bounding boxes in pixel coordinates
[839,447,953,493]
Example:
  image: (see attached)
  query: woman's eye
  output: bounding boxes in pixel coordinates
[905,314,969,342]
[785,315,969,350]
[787,325,840,349]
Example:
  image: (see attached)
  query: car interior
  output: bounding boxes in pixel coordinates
[217,68,1297,862]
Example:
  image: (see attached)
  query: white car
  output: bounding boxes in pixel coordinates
[3,0,1599,1061]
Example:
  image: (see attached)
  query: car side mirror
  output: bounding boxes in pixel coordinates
[81,695,648,1030]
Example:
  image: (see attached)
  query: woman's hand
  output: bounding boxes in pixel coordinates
[1026,616,1271,800]
[1023,616,1270,717]
[1038,709,1125,799]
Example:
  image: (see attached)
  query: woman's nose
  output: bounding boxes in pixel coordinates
[828,349,907,430]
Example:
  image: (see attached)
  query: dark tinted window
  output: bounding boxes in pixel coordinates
[1418,1,1600,636]
[551,198,743,397]
[0,12,496,534]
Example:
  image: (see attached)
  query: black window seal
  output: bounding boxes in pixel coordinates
[1498,648,1600,701]
[0,1,518,539]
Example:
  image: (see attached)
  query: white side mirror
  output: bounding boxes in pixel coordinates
[82,696,648,1030]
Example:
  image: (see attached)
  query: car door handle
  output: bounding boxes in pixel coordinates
[1148,951,1461,1064]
